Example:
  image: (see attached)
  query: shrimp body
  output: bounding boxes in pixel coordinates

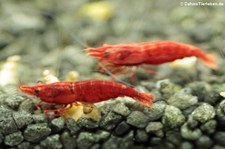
[86,41,217,71]
[19,80,154,106]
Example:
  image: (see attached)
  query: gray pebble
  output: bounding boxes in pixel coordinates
[212,145,225,149]
[191,103,215,123]
[4,131,24,146]
[113,102,131,116]
[32,114,48,123]
[180,141,194,149]
[144,101,166,121]
[13,111,33,129]
[19,99,35,113]
[134,129,149,143]
[50,117,65,133]
[0,132,3,144]
[77,132,96,149]
[18,142,32,149]
[24,123,51,143]
[60,131,76,149]
[65,118,80,135]
[0,106,18,135]
[166,131,183,146]
[214,131,225,146]
[162,105,185,129]
[4,95,26,110]
[126,111,149,128]
[102,131,134,149]
[145,122,163,133]
[40,134,62,149]
[114,121,130,136]
[156,79,180,98]
[100,111,123,130]
[200,120,217,134]
[167,88,198,109]
[77,117,99,129]
[217,100,225,125]
[196,135,213,149]
[181,123,202,140]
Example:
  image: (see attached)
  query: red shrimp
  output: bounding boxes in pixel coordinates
[19,80,154,114]
[86,40,217,75]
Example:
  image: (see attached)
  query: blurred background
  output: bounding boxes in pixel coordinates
[0,0,224,84]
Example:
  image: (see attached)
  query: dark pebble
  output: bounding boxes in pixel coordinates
[40,134,62,149]
[150,137,162,145]
[126,111,149,128]
[13,111,33,129]
[102,131,134,149]
[188,26,212,43]
[113,102,131,116]
[214,131,225,146]
[166,131,183,146]
[196,135,213,149]
[50,117,65,133]
[0,133,3,144]
[77,117,99,129]
[19,99,35,113]
[65,118,80,135]
[4,131,24,146]
[114,121,130,136]
[200,120,217,134]
[100,111,123,130]
[60,131,76,149]
[212,145,225,149]
[18,142,32,149]
[24,123,51,143]
[77,132,96,149]
[180,141,194,149]
[134,129,149,143]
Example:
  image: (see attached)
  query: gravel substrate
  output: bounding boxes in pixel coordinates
[0,0,225,149]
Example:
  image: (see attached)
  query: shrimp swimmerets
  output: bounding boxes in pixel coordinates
[19,80,154,115]
[86,40,217,75]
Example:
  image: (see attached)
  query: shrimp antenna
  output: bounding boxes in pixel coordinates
[97,62,135,88]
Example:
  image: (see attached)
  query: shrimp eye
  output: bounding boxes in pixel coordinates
[34,89,40,95]
[104,51,109,56]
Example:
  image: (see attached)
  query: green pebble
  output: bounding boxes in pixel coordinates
[191,103,215,123]
[181,123,202,140]
[4,131,24,146]
[162,105,185,129]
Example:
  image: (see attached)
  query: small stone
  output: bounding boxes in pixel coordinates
[0,106,18,135]
[24,123,51,143]
[50,117,65,132]
[18,142,32,149]
[95,130,110,142]
[150,137,162,145]
[188,26,212,43]
[191,103,215,123]
[166,131,183,146]
[200,120,217,134]
[19,99,35,113]
[212,145,225,149]
[162,105,185,129]
[114,121,130,136]
[4,95,25,110]
[77,117,99,129]
[113,102,130,116]
[180,141,194,149]
[65,118,80,135]
[40,134,62,149]
[13,111,33,129]
[167,88,198,109]
[156,79,180,98]
[196,135,213,149]
[0,133,3,144]
[146,121,164,137]
[134,130,149,143]
[181,123,202,140]
[186,117,198,129]
[77,132,96,149]
[144,101,166,121]
[214,131,225,146]
[60,131,76,149]
[100,111,123,130]
[217,100,225,125]
[126,111,149,128]
[91,144,101,149]
[4,131,24,146]
[32,114,48,123]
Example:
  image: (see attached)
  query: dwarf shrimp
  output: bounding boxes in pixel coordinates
[19,80,154,115]
[86,40,217,77]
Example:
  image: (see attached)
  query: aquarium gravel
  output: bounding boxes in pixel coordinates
[0,0,225,149]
